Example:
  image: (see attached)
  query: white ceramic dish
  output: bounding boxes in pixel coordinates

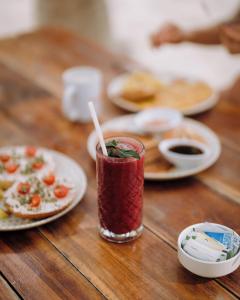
[108,73,219,116]
[134,108,183,134]
[159,138,211,169]
[87,114,221,180]
[0,147,87,231]
[178,223,240,278]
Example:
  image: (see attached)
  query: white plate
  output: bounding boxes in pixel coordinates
[0,147,87,231]
[87,115,221,180]
[107,73,219,116]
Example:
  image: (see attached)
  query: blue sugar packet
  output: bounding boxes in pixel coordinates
[204,232,232,248]
[204,231,240,258]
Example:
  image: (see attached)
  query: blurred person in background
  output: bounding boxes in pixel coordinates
[151,10,240,54]
[151,10,240,102]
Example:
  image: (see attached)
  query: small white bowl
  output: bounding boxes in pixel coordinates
[134,108,182,134]
[159,138,211,169]
[178,223,240,278]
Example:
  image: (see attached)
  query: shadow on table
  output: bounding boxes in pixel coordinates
[175,264,213,285]
[145,177,196,190]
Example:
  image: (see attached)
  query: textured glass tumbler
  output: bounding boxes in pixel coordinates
[96,137,145,243]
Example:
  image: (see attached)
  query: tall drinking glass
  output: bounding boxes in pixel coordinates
[96,136,145,243]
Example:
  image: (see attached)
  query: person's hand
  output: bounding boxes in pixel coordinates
[220,23,240,54]
[151,23,185,47]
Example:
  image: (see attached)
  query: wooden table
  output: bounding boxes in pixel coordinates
[0,28,239,300]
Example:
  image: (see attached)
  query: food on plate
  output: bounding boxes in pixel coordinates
[0,146,55,181]
[0,180,13,191]
[119,72,213,111]
[144,146,173,172]
[0,208,8,219]
[43,173,55,186]
[0,154,10,163]
[25,146,37,157]
[163,125,206,144]
[121,72,162,102]
[4,175,76,219]
[154,80,213,110]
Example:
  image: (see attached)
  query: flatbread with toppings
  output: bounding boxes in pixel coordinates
[4,175,76,219]
[0,146,55,181]
[121,72,162,101]
[115,72,214,113]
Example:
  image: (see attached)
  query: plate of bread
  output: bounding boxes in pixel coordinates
[87,114,221,180]
[0,146,87,231]
[108,72,218,115]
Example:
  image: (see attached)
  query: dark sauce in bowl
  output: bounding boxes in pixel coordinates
[169,145,203,155]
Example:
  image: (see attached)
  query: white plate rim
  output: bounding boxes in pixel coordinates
[0,147,87,231]
[87,115,221,180]
[107,73,219,116]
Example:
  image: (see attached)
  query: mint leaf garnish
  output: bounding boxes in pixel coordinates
[111,149,140,159]
[105,139,140,159]
[105,140,118,148]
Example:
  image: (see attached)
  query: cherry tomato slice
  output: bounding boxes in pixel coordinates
[30,195,41,207]
[25,146,37,157]
[17,182,31,194]
[54,185,69,198]
[5,163,19,174]
[0,154,10,163]
[32,162,44,170]
[43,174,55,185]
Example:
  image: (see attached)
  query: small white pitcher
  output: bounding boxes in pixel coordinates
[62,66,102,122]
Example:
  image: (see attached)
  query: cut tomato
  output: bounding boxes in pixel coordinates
[30,195,41,207]
[43,174,55,185]
[17,182,31,194]
[0,154,10,163]
[25,146,37,157]
[5,163,19,173]
[54,185,69,198]
[32,162,44,170]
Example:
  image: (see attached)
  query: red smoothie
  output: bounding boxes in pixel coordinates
[96,137,144,241]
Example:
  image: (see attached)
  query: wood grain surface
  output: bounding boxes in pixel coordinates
[0,27,239,300]
[0,230,104,300]
[0,274,20,300]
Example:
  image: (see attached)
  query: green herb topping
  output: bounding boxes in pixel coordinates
[21,163,33,175]
[33,156,45,164]
[105,140,140,159]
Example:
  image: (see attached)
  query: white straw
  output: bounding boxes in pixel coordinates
[88,102,108,156]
